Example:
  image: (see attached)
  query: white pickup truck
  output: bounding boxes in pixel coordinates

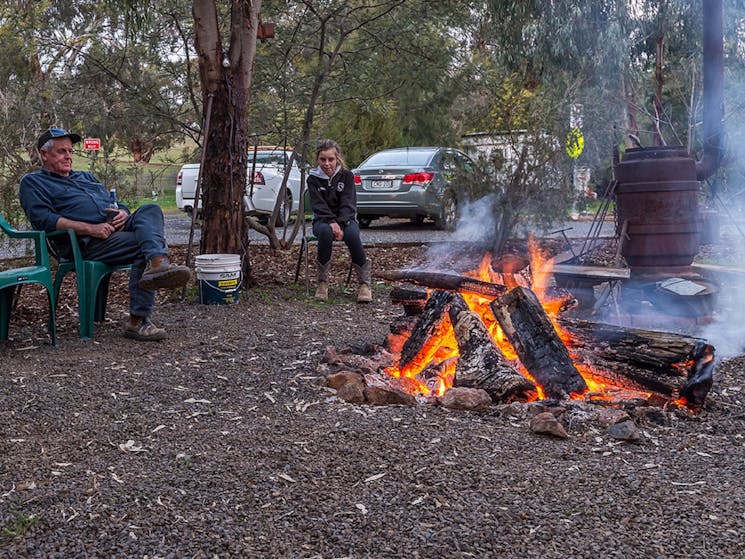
[175,148,303,225]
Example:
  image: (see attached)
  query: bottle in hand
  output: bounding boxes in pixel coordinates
[106,188,119,223]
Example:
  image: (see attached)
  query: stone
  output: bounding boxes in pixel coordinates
[326,371,364,390]
[364,385,416,406]
[596,407,631,427]
[526,401,567,418]
[632,406,669,426]
[498,401,527,418]
[529,411,569,439]
[337,379,366,404]
[321,347,381,376]
[322,346,340,364]
[608,420,642,442]
[440,387,492,412]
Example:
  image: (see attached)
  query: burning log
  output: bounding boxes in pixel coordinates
[449,293,537,402]
[399,290,454,371]
[490,286,588,400]
[389,286,428,316]
[557,317,715,408]
[377,269,507,298]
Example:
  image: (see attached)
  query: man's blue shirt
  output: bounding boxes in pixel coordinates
[19,168,117,232]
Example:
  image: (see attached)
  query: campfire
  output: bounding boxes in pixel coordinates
[320,242,715,413]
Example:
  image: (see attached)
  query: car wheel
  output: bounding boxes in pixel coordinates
[358,216,373,228]
[275,191,292,227]
[435,191,457,231]
[410,215,425,225]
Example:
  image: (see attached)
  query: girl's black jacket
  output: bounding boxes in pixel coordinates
[307,166,357,225]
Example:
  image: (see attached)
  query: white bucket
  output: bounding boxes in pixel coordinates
[195,254,242,305]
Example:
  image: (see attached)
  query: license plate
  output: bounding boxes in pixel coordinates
[369,180,395,190]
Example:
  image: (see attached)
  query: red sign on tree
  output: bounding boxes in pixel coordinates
[84,138,101,150]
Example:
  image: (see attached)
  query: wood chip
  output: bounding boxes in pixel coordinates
[118,440,147,453]
[364,473,386,483]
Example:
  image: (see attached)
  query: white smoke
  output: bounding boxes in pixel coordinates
[421,195,499,271]
[699,280,745,360]
[447,194,498,244]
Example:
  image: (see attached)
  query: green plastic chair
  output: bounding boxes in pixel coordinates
[47,229,131,340]
[0,214,57,345]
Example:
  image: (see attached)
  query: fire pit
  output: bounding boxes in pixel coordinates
[319,246,715,415]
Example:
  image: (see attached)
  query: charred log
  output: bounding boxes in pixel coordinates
[558,317,715,408]
[390,286,428,316]
[390,315,418,336]
[399,290,454,371]
[490,287,588,399]
[449,294,536,402]
[390,286,428,303]
[377,269,506,298]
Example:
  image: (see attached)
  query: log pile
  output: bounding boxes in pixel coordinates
[384,282,715,409]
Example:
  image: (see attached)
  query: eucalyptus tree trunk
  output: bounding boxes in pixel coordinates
[192,0,261,259]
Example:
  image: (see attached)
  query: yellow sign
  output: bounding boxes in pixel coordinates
[566,128,584,159]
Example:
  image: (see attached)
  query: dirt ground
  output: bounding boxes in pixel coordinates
[1,242,744,558]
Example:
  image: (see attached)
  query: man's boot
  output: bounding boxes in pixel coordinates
[139,255,191,290]
[315,260,331,300]
[353,260,372,303]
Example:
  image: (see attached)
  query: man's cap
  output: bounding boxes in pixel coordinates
[37,128,82,150]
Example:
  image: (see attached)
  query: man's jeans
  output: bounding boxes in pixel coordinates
[82,204,168,318]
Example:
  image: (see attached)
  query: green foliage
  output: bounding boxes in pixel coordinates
[251,0,470,162]
[0,0,197,223]
[1,502,40,540]
[324,100,403,167]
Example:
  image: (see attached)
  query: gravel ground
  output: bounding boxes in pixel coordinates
[1,244,744,558]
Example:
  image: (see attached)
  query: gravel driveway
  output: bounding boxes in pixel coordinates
[1,243,744,558]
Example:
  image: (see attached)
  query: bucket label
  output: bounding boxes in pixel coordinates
[218,279,239,288]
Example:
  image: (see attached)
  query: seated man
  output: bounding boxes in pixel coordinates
[19,128,191,341]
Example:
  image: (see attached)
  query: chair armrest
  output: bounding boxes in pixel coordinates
[47,228,85,265]
[0,214,51,267]
[0,214,45,241]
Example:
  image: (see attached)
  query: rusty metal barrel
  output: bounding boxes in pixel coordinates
[614,146,701,270]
